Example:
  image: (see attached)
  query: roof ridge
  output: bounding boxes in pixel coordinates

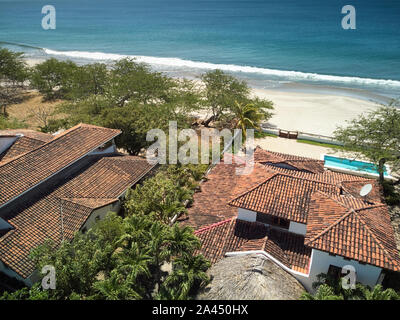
[305,209,355,245]
[0,124,83,168]
[312,191,354,211]
[352,210,400,269]
[61,197,118,209]
[228,173,279,205]
[0,124,121,169]
[194,218,233,235]
[306,206,399,268]
[276,171,339,187]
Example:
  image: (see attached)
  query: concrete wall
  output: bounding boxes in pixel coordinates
[261,128,279,136]
[288,221,307,235]
[80,201,120,232]
[237,208,257,222]
[0,136,18,154]
[89,140,116,156]
[297,133,343,146]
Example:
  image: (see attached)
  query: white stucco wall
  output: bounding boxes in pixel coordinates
[301,249,383,292]
[88,141,116,155]
[288,221,307,235]
[80,201,120,232]
[237,208,257,222]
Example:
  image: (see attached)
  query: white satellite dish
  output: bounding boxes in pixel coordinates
[360,184,373,197]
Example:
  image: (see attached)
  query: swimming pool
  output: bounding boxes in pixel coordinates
[323,155,390,177]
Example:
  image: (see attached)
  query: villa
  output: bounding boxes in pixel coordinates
[0,124,155,287]
[182,147,400,292]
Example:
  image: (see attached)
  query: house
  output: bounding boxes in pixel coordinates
[182,147,400,292]
[0,124,155,287]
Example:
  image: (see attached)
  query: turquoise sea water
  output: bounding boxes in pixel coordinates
[0,0,399,98]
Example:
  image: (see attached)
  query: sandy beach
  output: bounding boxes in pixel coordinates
[23,57,381,138]
[252,88,380,137]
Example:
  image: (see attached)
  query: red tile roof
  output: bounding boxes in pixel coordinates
[0,155,154,278]
[195,218,311,273]
[0,124,121,208]
[0,137,47,163]
[229,173,340,223]
[0,130,53,142]
[254,147,325,173]
[305,192,400,271]
[182,155,275,229]
[188,148,399,272]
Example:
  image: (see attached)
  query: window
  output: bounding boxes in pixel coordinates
[256,212,289,229]
[327,265,342,282]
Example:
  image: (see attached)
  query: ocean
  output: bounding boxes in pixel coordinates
[0,0,399,99]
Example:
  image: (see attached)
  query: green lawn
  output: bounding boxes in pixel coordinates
[254,131,278,139]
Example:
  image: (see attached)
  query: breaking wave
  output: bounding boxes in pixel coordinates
[42,48,400,89]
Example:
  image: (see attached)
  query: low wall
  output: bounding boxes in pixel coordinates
[297,133,343,146]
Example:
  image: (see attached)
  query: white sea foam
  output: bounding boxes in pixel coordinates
[43,48,400,88]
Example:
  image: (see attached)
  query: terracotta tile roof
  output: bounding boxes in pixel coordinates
[341,180,383,203]
[61,198,118,209]
[254,147,325,173]
[305,192,400,271]
[229,173,340,223]
[262,164,369,184]
[188,148,398,272]
[0,155,154,278]
[0,137,47,163]
[0,124,121,208]
[182,155,275,229]
[0,130,53,142]
[195,218,311,273]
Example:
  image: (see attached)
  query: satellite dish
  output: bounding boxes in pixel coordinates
[360,184,373,197]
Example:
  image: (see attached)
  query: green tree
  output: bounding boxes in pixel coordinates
[161,254,210,300]
[107,58,176,106]
[232,100,272,139]
[301,284,343,300]
[30,58,78,100]
[66,63,108,100]
[0,48,28,116]
[124,171,190,223]
[201,69,250,126]
[334,103,400,185]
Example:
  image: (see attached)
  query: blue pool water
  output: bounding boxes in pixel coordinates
[324,155,390,177]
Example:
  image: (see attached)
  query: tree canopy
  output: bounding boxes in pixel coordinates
[0,165,210,300]
[0,48,29,116]
[334,103,400,185]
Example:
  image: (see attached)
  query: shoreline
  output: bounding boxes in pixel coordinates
[23,57,381,137]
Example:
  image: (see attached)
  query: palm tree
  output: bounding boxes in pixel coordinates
[93,269,143,300]
[162,254,210,300]
[301,284,344,300]
[360,284,400,300]
[167,224,201,258]
[232,100,267,140]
